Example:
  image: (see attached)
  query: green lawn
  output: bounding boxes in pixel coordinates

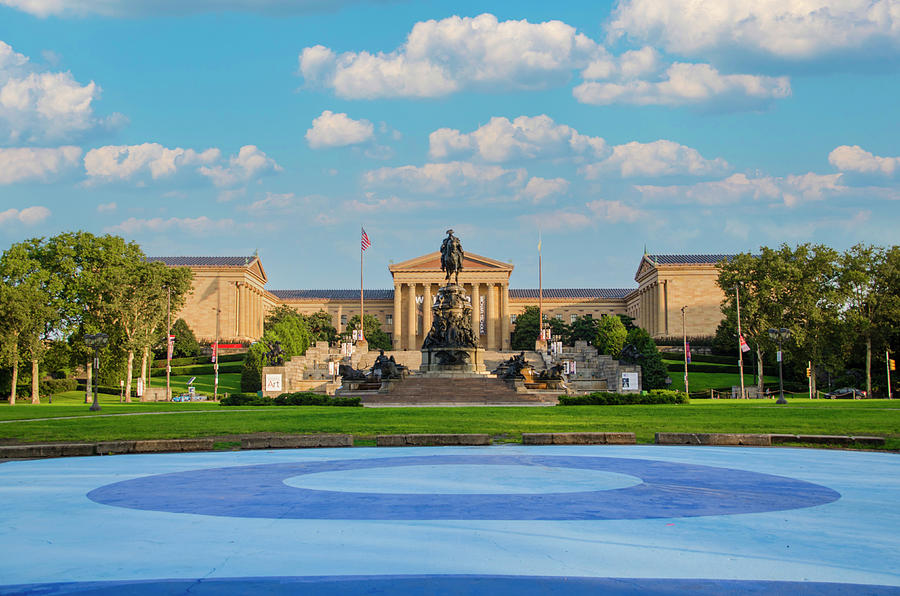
[2,399,898,450]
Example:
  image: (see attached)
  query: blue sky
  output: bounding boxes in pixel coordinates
[1,0,898,291]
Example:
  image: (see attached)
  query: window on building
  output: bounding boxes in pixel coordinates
[570,314,577,323]
[386,314,393,326]
[555,314,563,320]
[510,314,518,324]
[340,314,347,326]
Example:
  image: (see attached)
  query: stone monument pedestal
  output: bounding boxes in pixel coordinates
[420,283,484,374]
[420,347,485,374]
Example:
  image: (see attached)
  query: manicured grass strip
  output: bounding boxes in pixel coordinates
[0,400,897,449]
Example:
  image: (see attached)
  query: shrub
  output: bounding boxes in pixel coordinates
[558,390,689,406]
[149,362,243,377]
[220,392,361,407]
[665,363,741,374]
[41,378,77,395]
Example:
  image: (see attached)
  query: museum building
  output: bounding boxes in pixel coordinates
[149,251,732,350]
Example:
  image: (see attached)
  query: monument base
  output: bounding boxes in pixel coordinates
[420,347,486,374]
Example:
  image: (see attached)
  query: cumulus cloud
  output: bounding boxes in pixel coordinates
[429,115,607,162]
[635,172,847,206]
[299,13,599,98]
[574,62,790,109]
[198,145,282,187]
[607,0,900,63]
[96,201,116,212]
[0,145,81,184]
[84,143,220,183]
[586,199,647,222]
[829,145,899,176]
[0,0,372,17]
[581,140,729,178]
[106,216,235,235]
[521,177,569,202]
[519,210,592,231]
[0,41,119,142]
[344,196,430,212]
[364,161,528,196]
[0,205,51,225]
[306,110,374,148]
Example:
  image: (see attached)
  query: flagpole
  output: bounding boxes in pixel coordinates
[538,233,543,344]
[735,283,746,399]
[359,226,366,339]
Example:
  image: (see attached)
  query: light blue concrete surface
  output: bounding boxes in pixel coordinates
[0,445,898,593]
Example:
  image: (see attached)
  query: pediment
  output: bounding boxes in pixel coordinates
[247,257,268,284]
[634,255,657,282]
[390,251,513,273]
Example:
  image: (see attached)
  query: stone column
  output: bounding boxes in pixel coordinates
[392,283,402,348]
[406,283,416,350]
[486,283,496,349]
[500,283,510,350]
[336,304,343,333]
[657,281,666,337]
[648,284,655,336]
[423,283,432,336]
[241,284,248,339]
[234,283,241,338]
[470,283,480,346]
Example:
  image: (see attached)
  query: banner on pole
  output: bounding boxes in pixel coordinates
[739,335,751,353]
[167,334,175,360]
[685,342,691,363]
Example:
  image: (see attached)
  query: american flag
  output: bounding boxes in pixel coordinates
[361,227,371,251]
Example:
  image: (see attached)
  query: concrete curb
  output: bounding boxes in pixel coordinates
[771,434,886,447]
[240,435,352,449]
[655,433,772,446]
[522,432,636,445]
[376,434,491,446]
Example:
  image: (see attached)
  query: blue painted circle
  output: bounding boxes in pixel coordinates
[283,464,642,494]
[87,455,840,520]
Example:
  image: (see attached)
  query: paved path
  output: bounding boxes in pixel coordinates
[1,445,898,594]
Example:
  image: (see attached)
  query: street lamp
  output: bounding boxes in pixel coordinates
[767,327,791,405]
[84,333,109,411]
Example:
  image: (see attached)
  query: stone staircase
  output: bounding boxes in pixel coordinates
[356,375,559,407]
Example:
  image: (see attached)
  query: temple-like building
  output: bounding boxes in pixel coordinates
[149,251,731,349]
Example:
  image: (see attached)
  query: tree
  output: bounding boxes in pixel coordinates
[568,315,597,345]
[510,306,540,350]
[547,317,571,345]
[170,318,202,359]
[621,328,668,389]
[595,315,627,358]
[305,311,338,344]
[837,244,900,397]
[345,314,391,351]
[240,313,313,392]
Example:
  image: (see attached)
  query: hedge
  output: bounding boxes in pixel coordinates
[76,383,135,397]
[9,378,79,398]
[558,390,689,406]
[662,353,736,365]
[151,353,245,368]
[220,391,361,407]
[149,362,243,377]
[665,362,741,374]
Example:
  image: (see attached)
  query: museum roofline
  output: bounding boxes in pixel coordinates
[271,288,633,301]
[148,256,257,267]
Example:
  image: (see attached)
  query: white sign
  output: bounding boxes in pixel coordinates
[136,378,144,397]
[621,372,639,391]
[265,374,283,392]
[328,361,335,376]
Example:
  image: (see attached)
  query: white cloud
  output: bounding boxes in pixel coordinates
[344,196,428,212]
[306,110,374,149]
[581,140,729,178]
[607,0,900,62]
[96,201,116,212]
[586,199,646,222]
[520,210,593,231]
[0,145,81,184]
[198,145,282,187]
[364,161,527,196]
[0,41,118,142]
[829,145,899,176]
[0,205,51,225]
[574,62,790,108]
[429,115,608,163]
[84,143,220,183]
[106,216,235,235]
[0,0,372,17]
[300,13,600,98]
[635,172,847,206]
[521,177,569,202]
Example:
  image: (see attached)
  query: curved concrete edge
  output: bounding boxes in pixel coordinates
[522,432,636,445]
[655,433,886,447]
[376,434,492,447]
[240,435,353,449]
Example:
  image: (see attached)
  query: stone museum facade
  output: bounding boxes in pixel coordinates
[151,251,732,349]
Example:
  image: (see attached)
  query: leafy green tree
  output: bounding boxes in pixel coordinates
[170,318,202,358]
[305,310,338,344]
[617,314,637,331]
[264,304,302,329]
[568,315,597,345]
[621,328,668,389]
[240,341,268,393]
[345,314,391,351]
[595,315,627,358]
[511,306,541,350]
[547,317,570,345]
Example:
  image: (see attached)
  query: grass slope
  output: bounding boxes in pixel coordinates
[1,399,898,450]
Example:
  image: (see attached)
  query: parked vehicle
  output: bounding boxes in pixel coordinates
[825,387,867,399]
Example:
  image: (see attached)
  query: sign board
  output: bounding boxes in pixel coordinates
[621,372,639,391]
[328,361,335,376]
[167,334,175,360]
[265,373,283,392]
[136,378,144,397]
[188,386,195,397]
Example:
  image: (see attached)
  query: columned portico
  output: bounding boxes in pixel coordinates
[389,251,514,351]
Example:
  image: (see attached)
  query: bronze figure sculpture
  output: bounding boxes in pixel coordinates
[440,229,464,285]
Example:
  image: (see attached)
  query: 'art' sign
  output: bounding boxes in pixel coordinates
[265,374,283,392]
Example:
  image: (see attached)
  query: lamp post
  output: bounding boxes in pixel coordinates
[84,333,109,412]
[768,327,791,405]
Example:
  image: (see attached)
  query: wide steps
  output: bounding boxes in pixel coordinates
[360,376,557,406]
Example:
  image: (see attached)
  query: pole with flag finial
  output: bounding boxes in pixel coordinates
[538,232,544,348]
[360,227,370,342]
